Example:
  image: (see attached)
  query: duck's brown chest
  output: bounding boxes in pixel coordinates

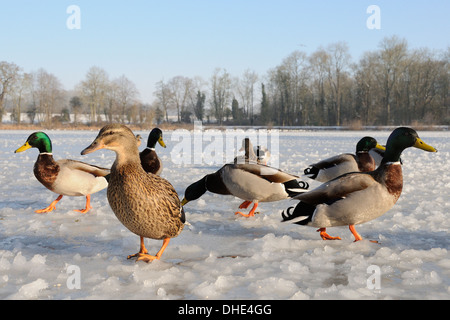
[357,152,376,172]
[33,155,59,190]
[382,163,403,201]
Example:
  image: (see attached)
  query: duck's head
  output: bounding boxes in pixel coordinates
[148,128,166,149]
[356,136,385,153]
[135,134,142,147]
[181,176,208,206]
[81,124,139,159]
[239,138,253,151]
[15,132,52,154]
[383,127,437,162]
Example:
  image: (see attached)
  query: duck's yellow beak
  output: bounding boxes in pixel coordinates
[15,142,31,153]
[181,198,188,206]
[375,143,386,151]
[158,137,166,148]
[414,138,437,152]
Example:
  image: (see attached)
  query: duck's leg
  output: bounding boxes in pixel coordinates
[75,195,93,214]
[239,200,252,209]
[349,225,378,243]
[35,195,63,213]
[127,236,149,260]
[317,228,341,240]
[135,238,171,263]
[349,225,363,242]
[235,202,259,218]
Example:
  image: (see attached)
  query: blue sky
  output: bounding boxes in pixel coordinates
[1,0,449,103]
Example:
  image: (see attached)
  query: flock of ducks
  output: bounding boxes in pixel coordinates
[14,125,437,262]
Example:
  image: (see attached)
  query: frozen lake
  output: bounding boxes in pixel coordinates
[0,128,449,300]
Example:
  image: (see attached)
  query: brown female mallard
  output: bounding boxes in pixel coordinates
[81,124,185,262]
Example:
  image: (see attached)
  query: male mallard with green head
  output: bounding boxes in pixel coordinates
[139,128,166,175]
[182,163,309,217]
[282,127,437,241]
[15,132,109,214]
[81,124,185,262]
[304,136,386,183]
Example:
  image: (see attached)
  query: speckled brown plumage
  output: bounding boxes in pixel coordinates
[81,123,184,262]
[108,161,184,240]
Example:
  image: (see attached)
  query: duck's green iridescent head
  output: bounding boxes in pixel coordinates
[15,132,52,154]
[383,127,437,162]
[356,136,385,153]
[147,128,166,149]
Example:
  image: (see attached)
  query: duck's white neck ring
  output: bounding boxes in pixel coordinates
[145,147,155,151]
[39,152,53,155]
[385,161,401,165]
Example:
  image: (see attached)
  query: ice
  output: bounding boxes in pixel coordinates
[0,129,449,300]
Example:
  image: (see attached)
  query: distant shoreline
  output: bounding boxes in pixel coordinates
[1,123,448,132]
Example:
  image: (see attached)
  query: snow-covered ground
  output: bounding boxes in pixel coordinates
[0,128,448,300]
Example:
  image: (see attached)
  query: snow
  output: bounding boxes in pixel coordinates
[0,128,449,300]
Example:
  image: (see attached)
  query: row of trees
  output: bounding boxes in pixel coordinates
[0,63,152,126]
[261,37,449,126]
[1,36,449,127]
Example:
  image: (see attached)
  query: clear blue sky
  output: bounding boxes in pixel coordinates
[1,0,449,104]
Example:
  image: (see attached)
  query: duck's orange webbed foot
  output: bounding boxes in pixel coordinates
[235,202,259,218]
[349,225,378,243]
[317,228,341,240]
[35,195,63,214]
[127,237,170,263]
[74,195,92,214]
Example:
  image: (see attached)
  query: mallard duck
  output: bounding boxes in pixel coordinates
[304,136,386,182]
[14,132,109,214]
[234,138,271,165]
[234,138,258,164]
[255,145,271,165]
[181,163,309,217]
[282,127,437,241]
[139,128,166,175]
[135,134,143,147]
[81,124,184,262]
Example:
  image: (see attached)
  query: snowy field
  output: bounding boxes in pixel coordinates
[0,128,449,300]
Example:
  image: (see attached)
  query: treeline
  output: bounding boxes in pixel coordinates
[1,36,449,127]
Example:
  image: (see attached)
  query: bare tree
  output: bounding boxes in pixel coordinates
[78,66,109,123]
[154,79,173,122]
[309,49,330,125]
[210,68,231,125]
[375,36,408,124]
[325,42,351,126]
[31,69,64,126]
[113,74,138,123]
[0,61,21,122]
[168,76,195,122]
[235,69,259,124]
[10,72,32,124]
